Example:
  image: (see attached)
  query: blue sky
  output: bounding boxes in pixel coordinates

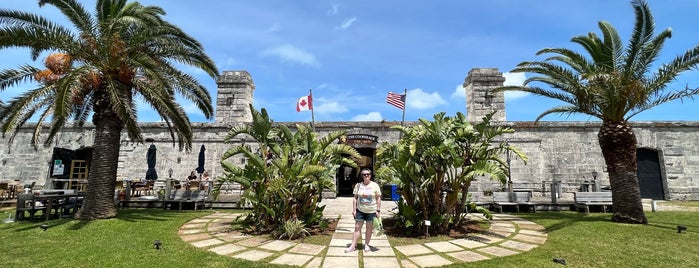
[2,0,699,123]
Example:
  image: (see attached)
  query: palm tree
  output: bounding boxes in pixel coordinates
[0,0,218,220]
[494,0,699,224]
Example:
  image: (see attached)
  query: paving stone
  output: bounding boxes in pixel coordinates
[329,238,352,247]
[362,246,395,257]
[258,240,297,251]
[491,222,515,228]
[191,238,224,248]
[518,223,546,230]
[511,219,537,225]
[208,244,246,255]
[500,240,537,251]
[467,233,504,244]
[322,256,359,268]
[363,256,401,268]
[270,253,315,266]
[207,225,233,233]
[449,238,488,249]
[332,232,354,240]
[334,225,354,233]
[289,243,326,255]
[178,228,204,235]
[489,226,516,233]
[394,244,433,256]
[236,236,270,247]
[232,249,274,261]
[486,230,513,238]
[189,219,210,223]
[477,246,519,257]
[401,259,419,268]
[213,231,248,242]
[409,254,453,267]
[424,241,464,252]
[180,233,212,242]
[181,223,207,229]
[326,246,357,256]
[518,229,548,236]
[366,239,390,247]
[305,257,323,268]
[512,233,547,244]
[447,251,491,262]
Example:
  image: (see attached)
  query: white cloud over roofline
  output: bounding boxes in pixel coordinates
[407,88,446,109]
[260,44,320,67]
[351,112,382,121]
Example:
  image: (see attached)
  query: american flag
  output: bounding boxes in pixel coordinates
[386,92,406,110]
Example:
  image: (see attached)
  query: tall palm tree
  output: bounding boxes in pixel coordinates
[494,0,699,224]
[0,0,218,220]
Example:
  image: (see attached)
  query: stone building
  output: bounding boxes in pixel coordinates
[1,68,698,200]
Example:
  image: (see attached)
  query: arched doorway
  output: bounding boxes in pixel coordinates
[336,134,378,197]
[636,148,665,200]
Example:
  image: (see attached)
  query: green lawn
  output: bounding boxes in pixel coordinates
[1,208,697,268]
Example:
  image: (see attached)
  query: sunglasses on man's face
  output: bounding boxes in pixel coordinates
[361,173,371,176]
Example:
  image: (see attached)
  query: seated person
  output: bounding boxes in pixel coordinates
[187,171,198,181]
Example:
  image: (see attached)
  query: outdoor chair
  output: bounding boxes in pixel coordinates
[133,181,154,196]
[15,193,47,221]
[0,182,8,200]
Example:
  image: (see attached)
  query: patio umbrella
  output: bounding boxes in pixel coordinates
[145,144,158,181]
[195,144,206,175]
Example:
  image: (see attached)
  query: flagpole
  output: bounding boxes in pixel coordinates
[310,89,316,132]
[399,88,407,139]
[401,88,407,127]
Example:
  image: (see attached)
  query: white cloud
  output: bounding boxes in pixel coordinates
[260,44,320,67]
[336,17,356,30]
[327,4,339,15]
[407,88,446,109]
[351,112,382,121]
[450,84,465,99]
[315,100,348,114]
[502,72,530,101]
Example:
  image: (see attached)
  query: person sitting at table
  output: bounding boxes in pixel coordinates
[200,171,211,190]
[187,171,198,181]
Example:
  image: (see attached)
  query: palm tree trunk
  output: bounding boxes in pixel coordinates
[598,120,647,224]
[75,104,124,220]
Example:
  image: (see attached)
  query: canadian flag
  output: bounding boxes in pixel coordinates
[296,94,313,112]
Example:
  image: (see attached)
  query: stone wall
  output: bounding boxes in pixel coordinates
[2,69,698,200]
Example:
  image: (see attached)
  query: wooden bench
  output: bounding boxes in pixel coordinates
[163,190,207,210]
[468,192,492,206]
[574,191,613,213]
[492,192,536,213]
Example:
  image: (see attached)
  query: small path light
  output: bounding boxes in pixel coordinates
[154,240,162,250]
[40,224,49,231]
[677,225,687,233]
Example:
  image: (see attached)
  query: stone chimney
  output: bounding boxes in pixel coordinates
[215,70,255,125]
[464,68,506,122]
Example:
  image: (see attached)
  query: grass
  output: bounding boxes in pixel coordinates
[1,208,698,268]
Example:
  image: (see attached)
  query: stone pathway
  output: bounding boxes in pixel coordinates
[178,212,547,268]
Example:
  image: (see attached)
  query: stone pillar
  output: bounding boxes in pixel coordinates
[215,70,255,125]
[464,68,506,122]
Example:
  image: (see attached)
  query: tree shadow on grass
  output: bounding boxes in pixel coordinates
[517,211,613,232]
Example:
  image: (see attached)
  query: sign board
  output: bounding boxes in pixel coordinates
[53,164,64,176]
